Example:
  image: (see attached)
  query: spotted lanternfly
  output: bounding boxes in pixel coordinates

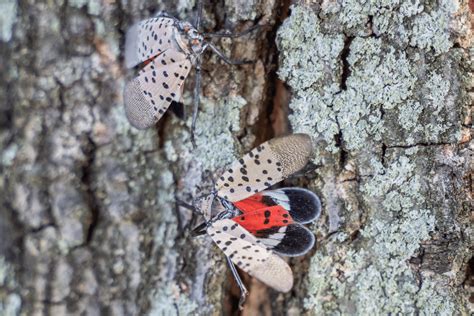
[123,2,259,145]
[179,134,322,309]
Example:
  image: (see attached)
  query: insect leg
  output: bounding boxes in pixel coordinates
[195,0,204,30]
[174,199,188,232]
[226,256,248,310]
[204,24,261,38]
[177,197,202,232]
[191,56,202,148]
[176,198,198,213]
[207,43,253,65]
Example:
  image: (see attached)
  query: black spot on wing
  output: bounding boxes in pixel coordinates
[261,195,278,207]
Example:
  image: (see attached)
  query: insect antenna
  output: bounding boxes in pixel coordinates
[204,23,261,38]
[225,256,249,310]
[207,43,253,65]
[202,19,264,65]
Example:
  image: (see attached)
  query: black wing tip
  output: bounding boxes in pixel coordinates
[272,224,316,257]
[281,188,322,224]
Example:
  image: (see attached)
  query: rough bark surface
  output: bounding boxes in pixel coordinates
[0,0,472,315]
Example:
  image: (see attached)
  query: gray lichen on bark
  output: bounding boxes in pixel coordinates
[277,2,472,314]
[0,0,472,315]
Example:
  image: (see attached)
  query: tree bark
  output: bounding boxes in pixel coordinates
[0,0,472,315]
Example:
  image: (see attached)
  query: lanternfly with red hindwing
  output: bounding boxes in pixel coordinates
[123,3,258,145]
[183,134,322,308]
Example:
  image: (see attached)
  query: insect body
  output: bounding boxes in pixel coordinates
[188,134,321,308]
[123,7,257,145]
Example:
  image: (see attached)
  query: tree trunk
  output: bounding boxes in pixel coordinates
[0,0,472,315]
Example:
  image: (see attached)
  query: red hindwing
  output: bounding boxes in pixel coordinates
[231,205,294,234]
[233,193,268,213]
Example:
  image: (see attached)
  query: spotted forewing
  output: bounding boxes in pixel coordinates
[124,51,192,129]
[124,17,178,69]
[215,134,314,202]
[208,219,293,292]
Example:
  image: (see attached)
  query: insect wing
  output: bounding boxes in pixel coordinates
[231,205,293,234]
[215,134,313,202]
[124,51,192,129]
[231,203,316,257]
[208,219,293,292]
[235,188,321,224]
[232,193,268,213]
[125,17,178,69]
[252,223,315,257]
